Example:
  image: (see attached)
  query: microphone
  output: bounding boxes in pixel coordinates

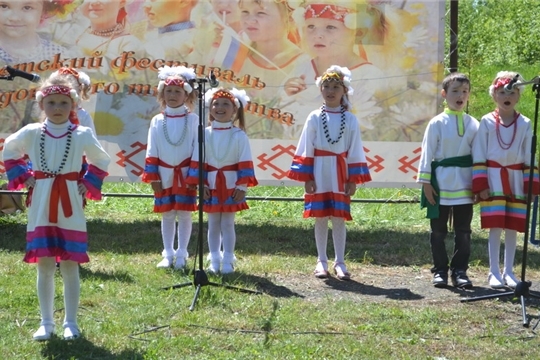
[504,74,520,92]
[208,71,219,88]
[5,66,41,83]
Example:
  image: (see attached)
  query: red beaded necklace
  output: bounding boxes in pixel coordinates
[493,109,519,150]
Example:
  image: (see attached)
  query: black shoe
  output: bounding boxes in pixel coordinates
[451,270,473,289]
[432,272,448,288]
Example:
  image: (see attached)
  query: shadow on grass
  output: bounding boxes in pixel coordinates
[4,217,540,272]
[237,273,305,298]
[42,336,144,359]
[79,266,136,284]
[321,277,424,300]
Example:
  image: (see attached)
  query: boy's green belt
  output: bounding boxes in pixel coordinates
[420,155,473,219]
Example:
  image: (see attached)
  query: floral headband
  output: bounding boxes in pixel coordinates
[36,85,78,102]
[43,0,78,20]
[205,88,250,108]
[292,3,371,30]
[56,67,91,87]
[315,65,354,95]
[157,66,196,94]
[489,74,522,97]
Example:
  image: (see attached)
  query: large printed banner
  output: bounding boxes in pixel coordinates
[0,0,444,187]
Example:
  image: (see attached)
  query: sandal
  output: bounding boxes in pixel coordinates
[333,262,351,281]
[314,260,329,279]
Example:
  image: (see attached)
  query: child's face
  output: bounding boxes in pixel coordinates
[211,0,240,24]
[82,0,124,28]
[240,1,284,42]
[493,86,520,113]
[0,0,43,39]
[304,17,355,58]
[321,80,345,108]
[210,97,236,123]
[143,0,192,27]
[163,85,188,108]
[442,80,470,112]
[39,94,75,125]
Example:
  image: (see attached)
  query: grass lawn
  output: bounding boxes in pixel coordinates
[2,184,540,359]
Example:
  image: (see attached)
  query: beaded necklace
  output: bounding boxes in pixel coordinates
[39,122,73,177]
[321,105,346,144]
[89,23,124,37]
[162,106,188,146]
[493,110,519,150]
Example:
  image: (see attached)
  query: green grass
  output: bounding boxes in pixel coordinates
[3,182,540,359]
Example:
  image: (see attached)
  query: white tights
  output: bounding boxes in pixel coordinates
[314,216,346,263]
[37,257,80,328]
[488,228,518,276]
[207,212,236,256]
[161,210,192,258]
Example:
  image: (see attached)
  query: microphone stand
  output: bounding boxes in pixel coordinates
[461,76,540,327]
[161,77,260,311]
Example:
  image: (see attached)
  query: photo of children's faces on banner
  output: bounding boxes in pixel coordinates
[0,0,444,185]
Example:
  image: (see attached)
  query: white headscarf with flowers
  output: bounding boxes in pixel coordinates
[157,66,196,94]
[315,65,354,109]
[205,87,250,108]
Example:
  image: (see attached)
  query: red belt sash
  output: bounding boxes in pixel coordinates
[158,158,190,194]
[486,160,523,198]
[314,149,348,192]
[206,164,238,204]
[34,171,79,223]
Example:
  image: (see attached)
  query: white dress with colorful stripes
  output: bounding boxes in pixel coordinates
[417,111,479,205]
[186,121,258,213]
[2,120,110,263]
[287,107,371,220]
[472,112,539,232]
[142,106,199,213]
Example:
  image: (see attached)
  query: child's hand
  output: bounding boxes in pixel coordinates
[422,183,437,205]
[24,176,36,189]
[473,193,481,204]
[479,189,490,200]
[78,183,88,196]
[344,182,356,196]
[305,180,316,194]
[284,75,307,96]
[151,181,163,194]
[203,186,211,200]
[232,188,246,202]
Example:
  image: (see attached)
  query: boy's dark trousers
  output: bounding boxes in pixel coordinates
[430,204,473,275]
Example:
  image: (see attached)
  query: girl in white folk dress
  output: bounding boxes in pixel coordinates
[287,65,371,280]
[142,66,199,270]
[2,73,110,341]
[186,87,258,274]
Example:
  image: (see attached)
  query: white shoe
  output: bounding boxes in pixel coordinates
[207,252,222,274]
[156,257,173,268]
[221,253,236,274]
[33,324,54,341]
[63,324,80,340]
[488,273,504,289]
[503,272,519,289]
[174,257,187,270]
[221,262,234,274]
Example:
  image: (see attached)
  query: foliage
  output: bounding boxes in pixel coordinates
[452,0,540,68]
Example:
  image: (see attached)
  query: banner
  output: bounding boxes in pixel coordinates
[0,0,444,187]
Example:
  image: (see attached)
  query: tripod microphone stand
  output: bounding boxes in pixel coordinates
[461,76,540,327]
[161,77,260,311]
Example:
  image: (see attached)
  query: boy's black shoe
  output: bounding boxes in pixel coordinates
[432,272,448,288]
[451,270,473,289]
